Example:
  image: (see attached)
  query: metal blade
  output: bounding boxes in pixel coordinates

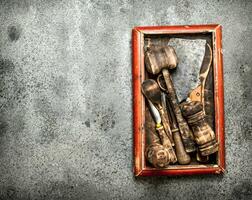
[168,38,206,102]
[199,43,212,83]
[148,100,161,125]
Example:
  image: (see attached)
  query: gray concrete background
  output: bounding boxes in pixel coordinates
[0,0,251,199]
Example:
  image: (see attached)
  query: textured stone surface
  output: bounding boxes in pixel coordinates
[0,0,251,199]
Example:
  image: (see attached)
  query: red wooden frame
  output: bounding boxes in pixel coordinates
[132,24,225,176]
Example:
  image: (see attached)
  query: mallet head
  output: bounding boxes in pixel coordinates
[145,45,178,75]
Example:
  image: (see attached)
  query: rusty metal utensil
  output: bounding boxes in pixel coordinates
[141,79,174,145]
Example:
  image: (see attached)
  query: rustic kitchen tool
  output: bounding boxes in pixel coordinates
[181,101,219,156]
[144,105,169,168]
[144,103,174,168]
[154,63,196,153]
[165,94,191,164]
[188,43,212,111]
[168,38,207,103]
[147,100,177,165]
[141,79,174,145]
[187,43,213,161]
[188,42,215,129]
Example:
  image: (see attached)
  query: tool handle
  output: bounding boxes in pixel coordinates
[156,126,177,164]
[162,68,196,153]
[158,106,174,146]
[166,97,191,164]
[172,128,191,164]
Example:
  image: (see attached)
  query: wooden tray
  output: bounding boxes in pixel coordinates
[132,24,225,176]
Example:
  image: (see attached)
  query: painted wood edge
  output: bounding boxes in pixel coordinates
[132,25,225,176]
[133,24,220,34]
[137,166,224,177]
[132,28,143,176]
[213,25,225,172]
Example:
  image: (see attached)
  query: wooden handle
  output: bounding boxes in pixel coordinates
[182,101,218,156]
[166,97,191,164]
[173,129,191,164]
[162,68,196,153]
[158,106,174,146]
[156,126,177,164]
[157,125,171,147]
